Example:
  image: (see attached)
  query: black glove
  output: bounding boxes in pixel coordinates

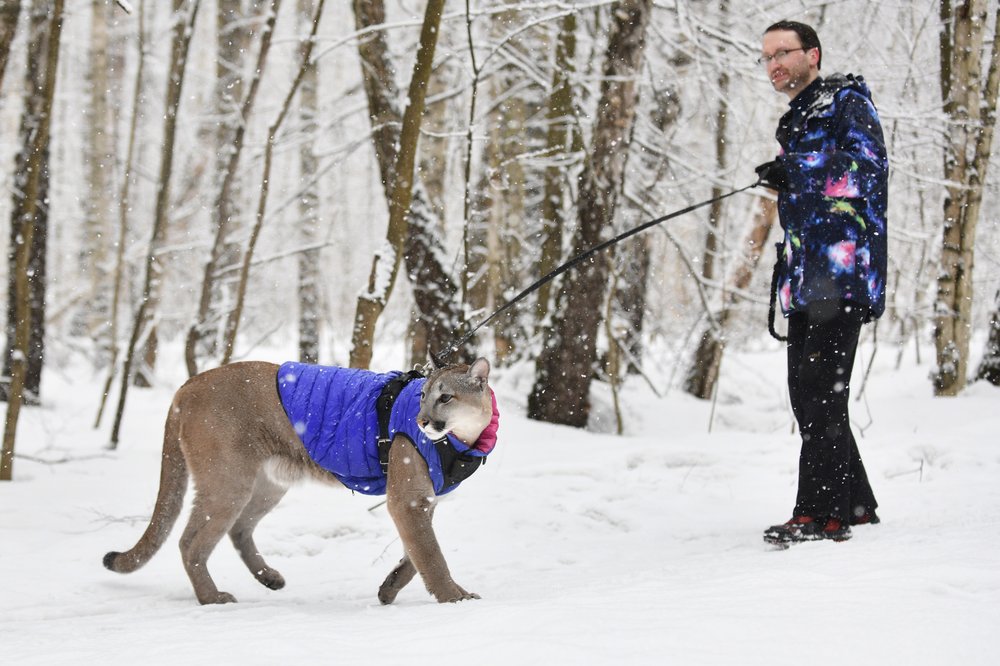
[754,159,789,192]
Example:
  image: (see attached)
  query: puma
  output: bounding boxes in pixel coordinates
[103,358,497,605]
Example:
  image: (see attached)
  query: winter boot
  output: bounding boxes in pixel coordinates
[763,516,852,545]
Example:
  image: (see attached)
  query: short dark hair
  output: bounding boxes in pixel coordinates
[764,20,822,70]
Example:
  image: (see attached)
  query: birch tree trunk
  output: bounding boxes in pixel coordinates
[684,6,740,399]
[933,0,1000,395]
[2,0,63,481]
[77,0,116,347]
[2,0,53,406]
[185,0,281,376]
[528,0,652,427]
[349,0,465,369]
[184,0,251,365]
[403,40,450,363]
[133,1,207,387]
[700,3,730,285]
[218,0,325,365]
[94,0,147,428]
[352,0,470,368]
[297,0,321,364]
[0,0,21,95]
[110,0,201,446]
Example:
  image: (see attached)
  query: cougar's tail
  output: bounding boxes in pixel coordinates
[103,397,189,574]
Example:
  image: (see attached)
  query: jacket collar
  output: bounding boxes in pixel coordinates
[788,75,826,114]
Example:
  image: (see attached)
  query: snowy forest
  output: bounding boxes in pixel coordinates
[1,0,999,478]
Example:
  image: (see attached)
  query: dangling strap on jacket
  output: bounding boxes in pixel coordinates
[768,243,788,343]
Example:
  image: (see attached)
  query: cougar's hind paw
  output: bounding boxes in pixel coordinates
[438,586,480,603]
[254,567,286,590]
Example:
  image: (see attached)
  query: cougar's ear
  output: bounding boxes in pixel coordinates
[469,357,490,385]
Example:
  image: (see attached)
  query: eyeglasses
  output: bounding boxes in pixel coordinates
[756,47,809,66]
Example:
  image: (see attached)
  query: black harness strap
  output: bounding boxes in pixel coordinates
[376,370,425,474]
[375,369,486,493]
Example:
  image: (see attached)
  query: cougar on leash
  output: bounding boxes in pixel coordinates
[103,358,499,605]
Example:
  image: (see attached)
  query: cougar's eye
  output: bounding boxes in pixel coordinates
[438,394,453,404]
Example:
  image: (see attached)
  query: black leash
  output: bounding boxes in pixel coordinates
[767,245,788,342]
[432,181,762,364]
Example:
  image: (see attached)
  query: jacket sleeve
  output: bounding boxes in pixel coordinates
[780,89,887,200]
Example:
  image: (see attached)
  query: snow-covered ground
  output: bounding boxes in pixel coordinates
[3,340,998,665]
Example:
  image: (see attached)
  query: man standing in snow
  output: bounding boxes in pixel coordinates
[754,20,886,545]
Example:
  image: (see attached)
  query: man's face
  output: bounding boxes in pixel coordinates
[761,30,818,99]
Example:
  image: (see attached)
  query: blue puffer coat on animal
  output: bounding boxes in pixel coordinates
[773,73,888,319]
[276,363,488,496]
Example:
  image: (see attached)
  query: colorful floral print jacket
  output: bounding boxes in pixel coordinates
[773,73,888,319]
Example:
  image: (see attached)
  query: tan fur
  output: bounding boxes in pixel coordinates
[104,359,492,605]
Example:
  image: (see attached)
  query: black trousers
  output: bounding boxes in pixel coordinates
[786,299,877,522]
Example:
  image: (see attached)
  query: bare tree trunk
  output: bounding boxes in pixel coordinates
[405,39,453,365]
[701,4,730,284]
[219,0,326,364]
[465,72,522,363]
[536,12,581,325]
[76,0,116,347]
[464,4,537,364]
[0,0,21,95]
[612,235,651,372]
[352,0,469,368]
[933,0,1000,395]
[348,0,451,369]
[417,54,451,229]
[2,0,53,406]
[684,7,740,399]
[684,197,777,399]
[618,45,684,377]
[130,1,207,389]
[2,0,63,481]
[403,205,470,366]
[183,0,252,365]
[110,0,201,446]
[352,0,398,203]
[297,0,321,364]
[95,0,147,429]
[185,0,281,377]
[528,0,652,427]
